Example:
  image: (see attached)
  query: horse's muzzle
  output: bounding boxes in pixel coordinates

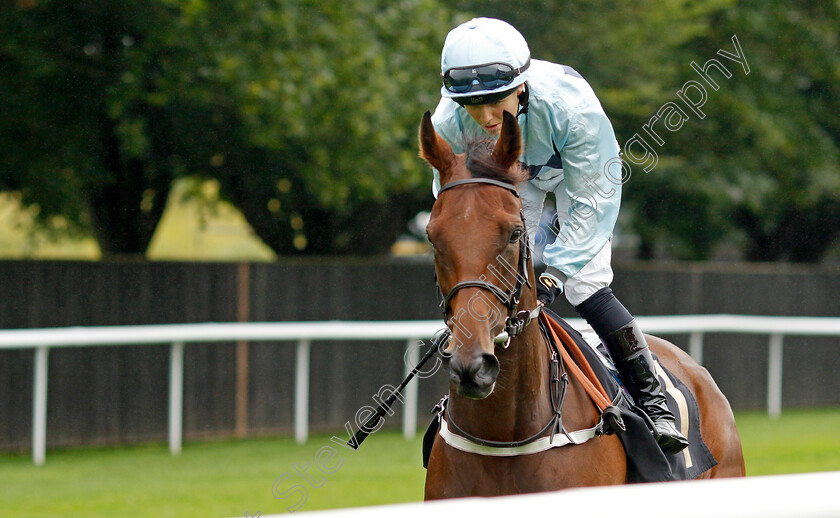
[448,350,500,399]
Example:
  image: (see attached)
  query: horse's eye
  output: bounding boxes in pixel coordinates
[509,228,524,243]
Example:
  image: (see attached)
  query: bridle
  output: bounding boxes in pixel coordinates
[434,177,542,347]
[347,178,620,456]
[428,177,617,453]
[431,179,572,447]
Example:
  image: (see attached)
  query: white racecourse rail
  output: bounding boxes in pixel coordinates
[250,470,840,518]
[2,314,840,465]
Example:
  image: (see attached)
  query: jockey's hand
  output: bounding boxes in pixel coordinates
[537,272,563,306]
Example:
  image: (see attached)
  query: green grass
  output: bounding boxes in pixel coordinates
[0,431,427,517]
[736,407,840,476]
[1,408,839,517]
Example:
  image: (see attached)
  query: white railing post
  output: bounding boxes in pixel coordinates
[169,341,185,455]
[688,331,704,365]
[403,339,420,440]
[767,334,784,419]
[294,340,311,444]
[32,346,49,466]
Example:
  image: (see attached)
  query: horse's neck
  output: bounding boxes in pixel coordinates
[449,318,554,441]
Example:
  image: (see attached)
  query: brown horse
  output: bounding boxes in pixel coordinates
[419,110,745,499]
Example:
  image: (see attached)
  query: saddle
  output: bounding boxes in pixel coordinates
[423,310,718,482]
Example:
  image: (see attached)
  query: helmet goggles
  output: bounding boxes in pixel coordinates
[442,58,530,94]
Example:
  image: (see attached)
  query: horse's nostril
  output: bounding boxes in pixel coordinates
[449,351,499,399]
[450,352,499,384]
[478,353,500,382]
[480,353,499,373]
[448,355,472,379]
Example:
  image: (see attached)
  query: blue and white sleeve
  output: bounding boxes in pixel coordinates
[541,103,622,279]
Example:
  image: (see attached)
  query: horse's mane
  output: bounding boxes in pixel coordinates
[463,137,529,185]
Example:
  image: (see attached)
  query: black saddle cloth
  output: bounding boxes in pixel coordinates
[544,310,717,482]
[423,310,718,482]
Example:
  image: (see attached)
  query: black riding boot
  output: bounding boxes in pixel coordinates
[603,320,689,454]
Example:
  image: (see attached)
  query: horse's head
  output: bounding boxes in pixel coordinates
[419,110,534,399]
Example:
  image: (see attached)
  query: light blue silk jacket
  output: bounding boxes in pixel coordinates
[431,59,623,281]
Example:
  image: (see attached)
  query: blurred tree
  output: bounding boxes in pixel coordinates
[0,0,450,256]
[5,1,838,261]
[682,0,840,261]
[0,1,177,255]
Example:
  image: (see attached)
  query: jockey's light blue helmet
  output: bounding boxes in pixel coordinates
[440,18,531,105]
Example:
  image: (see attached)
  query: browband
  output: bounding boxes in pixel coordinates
[437,178,520,197]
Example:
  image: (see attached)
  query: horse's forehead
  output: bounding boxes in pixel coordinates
[431,189,518,240]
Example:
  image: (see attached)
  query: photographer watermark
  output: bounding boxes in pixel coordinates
[533,34,750,256]
[623,34,749,174]
[269,337,444,513]
[262,33,750,515]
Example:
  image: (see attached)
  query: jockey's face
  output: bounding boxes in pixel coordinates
[463,85,524,135]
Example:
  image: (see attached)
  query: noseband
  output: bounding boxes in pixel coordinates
[435,178,541,347]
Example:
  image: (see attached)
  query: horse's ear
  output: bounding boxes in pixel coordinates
[419,111,455,176]
[492,111,522,169]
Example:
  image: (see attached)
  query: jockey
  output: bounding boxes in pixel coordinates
[429,17,688,454]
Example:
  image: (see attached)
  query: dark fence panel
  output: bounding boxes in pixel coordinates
[0,261,241,450]
[0,259,838,451]
[0,349,32,449]
[247,342,296,434]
